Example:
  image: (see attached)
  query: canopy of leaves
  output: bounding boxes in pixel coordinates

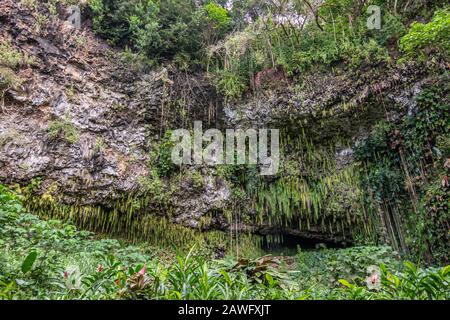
[400,9,450,59]
[88,0,231,67]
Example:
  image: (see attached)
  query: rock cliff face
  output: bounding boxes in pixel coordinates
[0,1,228,229]
[0,1,440,245]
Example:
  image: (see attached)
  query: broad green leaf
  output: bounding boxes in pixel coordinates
[21,251,37,273]
[440,265,450,277]
[338,279,353,288]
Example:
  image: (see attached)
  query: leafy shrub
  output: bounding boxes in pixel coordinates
[0,41,33,95]
[0,67,21,92]
[0,42,34,69]
[118,47,156,71]
[206,2,229,22]
[400,9,450,59]
[208,0,401,98]
[337,262,450,300]
[154,131,177,177]
[137,169,169,205]
[216,69,248,99]
[296,246,399,288]
[204,2,231,33]
[47,119,80,144]
[88,0,159,48]
[89,0,229,67]
[379,262,449,300]
[0,184,156,300]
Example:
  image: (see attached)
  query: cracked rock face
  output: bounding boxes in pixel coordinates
[0,1,439,242]
[222,62,429,132]
[0,0,227,226]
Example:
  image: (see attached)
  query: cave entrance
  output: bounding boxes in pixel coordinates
[260,233,349,256]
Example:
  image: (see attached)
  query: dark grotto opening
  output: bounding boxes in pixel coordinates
[260,232,351,256]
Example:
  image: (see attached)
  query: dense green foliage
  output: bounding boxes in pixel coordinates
[400,8,450,59]
[2,0,449,301]
[89,0,231,67]
[153,131,177,177]
[1,185,449,300]
[206,0,446,98]
[85,0,450,99]
[355,83,449,263]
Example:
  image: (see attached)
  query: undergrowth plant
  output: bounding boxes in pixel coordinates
[2,184,448,300]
